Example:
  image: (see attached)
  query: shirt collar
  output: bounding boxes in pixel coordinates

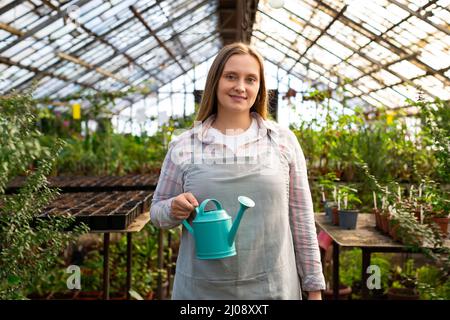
[194,112,279,144]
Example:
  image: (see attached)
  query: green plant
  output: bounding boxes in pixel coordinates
[337,185,362,210]
[389,204,440,247]
[417,180,450,219]
[106,223,162,298]
[26,257,72,298]
[302,88,332,103]
[298,90,446,211]
[79,250,103,292]
[415,97,450,183]
[36,109,195,176]
[318,172,340,202]
[338,248,391,299]
[416,264,450,300]
[389,259,418,290]
[0,92,88,299]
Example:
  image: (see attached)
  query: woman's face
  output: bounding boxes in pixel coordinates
[216,53,260,115]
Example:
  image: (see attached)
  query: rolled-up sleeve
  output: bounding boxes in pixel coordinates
[284,129,326,291]
[150,141,185,229]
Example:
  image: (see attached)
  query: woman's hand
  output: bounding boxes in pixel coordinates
[171,192,199,220]
[307,291,322,300]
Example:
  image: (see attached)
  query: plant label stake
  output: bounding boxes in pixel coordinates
[373,191,377,210]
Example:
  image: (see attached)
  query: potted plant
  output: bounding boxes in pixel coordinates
[425,190,450,238]
[318,173,340,223]
[409,181,449,239]
[386,207,401,242]
[387,259,420,300]
[337,186,362,229]
[371,190,392,234]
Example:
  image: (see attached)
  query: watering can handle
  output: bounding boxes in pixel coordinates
[181,199,222,234]
[197,198,222,216]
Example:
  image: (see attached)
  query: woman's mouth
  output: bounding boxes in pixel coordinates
[229,95,247,102]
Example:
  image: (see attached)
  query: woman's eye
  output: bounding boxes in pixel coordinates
[247,78,256,83]
[225,74,236,80]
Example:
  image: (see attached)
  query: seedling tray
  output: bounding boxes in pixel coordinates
[39,191,153,231]
[6,174,158,193]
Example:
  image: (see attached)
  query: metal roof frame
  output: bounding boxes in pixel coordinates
[0,0,448,114]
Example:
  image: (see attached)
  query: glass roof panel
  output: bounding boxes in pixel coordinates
[0,0,448,112]
[389,60,426,78]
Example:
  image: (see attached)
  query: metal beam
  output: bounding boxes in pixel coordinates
[57,52,130,84]
[363,99,450,117]
[286,4,347,75]
[253,31,328,81]
[5,0,204,95]
[40,0,152,80]
[0,55,97,92]
[130,5,187,75]
[280,0,443,100]
[345,51,439,101]
[40,9,218,98]
[348,65,450,100]
[9,0,211,95]
[2,0,162,64]
[0,0,91,55]
[387,0,449,36]
[0,22,24,36]
[110,33,221,97]
[309,0,441,98]
[252,34,395,109]
[112,38,221,116]
[111,7,229,89]
[0,0,26,16]
[263,54,388,109]
[349,52,415,83]
[310,0,450,85]
[257,10,358,83]
[156,0,195,66]
[236,0,244,42]
[5,0,197,93]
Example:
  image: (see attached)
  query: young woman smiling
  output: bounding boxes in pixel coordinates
[151,42,325,300]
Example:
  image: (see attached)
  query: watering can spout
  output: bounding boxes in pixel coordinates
[228,196,255,246]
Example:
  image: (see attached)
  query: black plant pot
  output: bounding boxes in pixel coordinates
[338,209,359,229]
[387,288,419,300]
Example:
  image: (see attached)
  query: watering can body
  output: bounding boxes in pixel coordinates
[182,196,255,260]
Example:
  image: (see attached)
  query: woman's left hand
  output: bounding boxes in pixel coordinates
[307,291,322,300]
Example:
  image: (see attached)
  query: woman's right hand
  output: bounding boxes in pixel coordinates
[171,192,199,220]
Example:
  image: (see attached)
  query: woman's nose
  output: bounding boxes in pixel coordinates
[234,81,245,93]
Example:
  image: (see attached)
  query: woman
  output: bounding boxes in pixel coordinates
[150,42,325,300]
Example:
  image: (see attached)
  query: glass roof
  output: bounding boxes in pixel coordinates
[0,0,449,116]
[252,0,450,110]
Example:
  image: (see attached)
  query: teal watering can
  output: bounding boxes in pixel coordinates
[182,196,255,260]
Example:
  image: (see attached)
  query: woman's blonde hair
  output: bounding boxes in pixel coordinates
[195,42,268,122]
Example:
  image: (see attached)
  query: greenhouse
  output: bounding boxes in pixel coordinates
[0,0,449,302]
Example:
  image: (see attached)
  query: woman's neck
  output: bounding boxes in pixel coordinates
[212,111,252,135]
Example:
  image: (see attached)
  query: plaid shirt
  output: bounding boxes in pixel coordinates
[150,112,326,292]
